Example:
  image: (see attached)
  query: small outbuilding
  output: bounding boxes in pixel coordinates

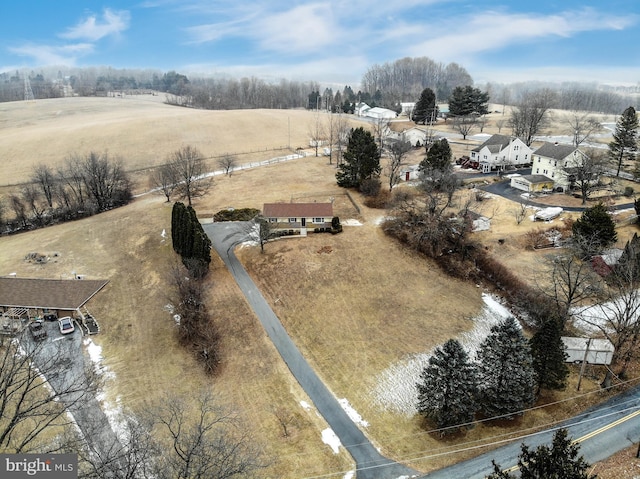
[510,174,555,193]
[561,336,614,365]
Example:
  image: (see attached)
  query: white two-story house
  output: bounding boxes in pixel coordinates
[470,134,533,173]
[531,142,590,191]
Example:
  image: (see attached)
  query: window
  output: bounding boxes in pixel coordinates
[514,145,519,150]
[269,218,277,223]
[288,218,297,223]
[536,168,539,174]
[538,158,541,163]
[313,217,325,223]
[525,154,528,159]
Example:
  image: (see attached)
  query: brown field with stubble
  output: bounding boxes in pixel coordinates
[0,96,630,476]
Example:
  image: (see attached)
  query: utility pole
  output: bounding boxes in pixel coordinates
[577,338,592,391]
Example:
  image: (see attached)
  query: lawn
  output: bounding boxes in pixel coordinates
[0,97,628,476]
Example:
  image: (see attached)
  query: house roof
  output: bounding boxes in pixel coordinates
[520,174,554,184]
[0,277,109,311]
[534,142,579,160]
[263,203,333,218]
[471,134,513,153]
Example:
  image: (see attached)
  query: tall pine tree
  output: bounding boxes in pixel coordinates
[417,339,478,433]
[336,127,381,188]
[412,88,438,125]
[448,85,490,117]
[609,106,638,177]
[572,202,617,257]
[530,317,569,393]
[420,138,453,172]
[488,428,595,479]
[476,317,536,419]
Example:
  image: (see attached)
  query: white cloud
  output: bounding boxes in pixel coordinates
[407,8,637,63]
[8,43,94,66]
[60,8,130,42]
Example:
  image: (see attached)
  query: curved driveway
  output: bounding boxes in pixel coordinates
[203,222,417,479]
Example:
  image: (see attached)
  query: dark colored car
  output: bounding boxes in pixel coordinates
[29,321,47,341]
[43,312,58,321]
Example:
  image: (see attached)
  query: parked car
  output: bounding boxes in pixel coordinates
[58,316,75,335]
[28,321,47,341]
[43,313,58,321]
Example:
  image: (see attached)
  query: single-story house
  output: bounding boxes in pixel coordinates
[263,202,334,235]
[510,174,555,193]
[470,134,533,173]
[532,142,591,190]
[0,277,108,335]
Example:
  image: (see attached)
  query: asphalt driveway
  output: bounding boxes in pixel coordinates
[204,221,418,479]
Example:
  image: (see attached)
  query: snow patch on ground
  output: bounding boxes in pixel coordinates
[343,471,355,479]
[370,293,514,416]
[374,216,388,225]
[84,338,127,440]
[339,398,369,427]
[300,400,311,410]
[342,219,363,226]
[322,428,342,454]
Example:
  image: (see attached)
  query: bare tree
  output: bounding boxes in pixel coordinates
[333,114,350,166]
[79,152,132,212]
[495,119,506,134]
[509,89,556,146]
[0,337,98,453]
[9,194,28,229]
[31,163,56,208]
[58,155,88,211]
[217,155,237,176]
[21,184,47,226]
[169,145,211,206]
[152,390,264,479]
[541,252,601,323]
[372,117,390,151]
[387,138,412,190]
[308,111,324,157]
[451,116,477,140]
[513,201,529,225]
[150,164,178,202]
[565,111,602,147]
[570,149,608,205]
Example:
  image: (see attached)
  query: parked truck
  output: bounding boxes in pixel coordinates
[562,336,614,365]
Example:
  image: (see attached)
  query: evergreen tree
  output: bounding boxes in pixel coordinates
[420,138,453,172]
[412,88,438,124]
[572,203,617,257]
[171,202,211,278]
[476,317,536,419]
[530,317,569,393]
[417,339,478,433]
[488,428,596,479]
[336,127,381,188]
[448,85,490,117]
[609,106,638,177]
[616,233,640,282]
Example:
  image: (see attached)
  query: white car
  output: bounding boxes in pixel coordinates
[58,316,75,335]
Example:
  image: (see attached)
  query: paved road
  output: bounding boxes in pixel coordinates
[203,222,418,479]
[479,178,636,212]
[421,384,640,478]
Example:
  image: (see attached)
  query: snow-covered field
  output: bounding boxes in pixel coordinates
[371,293,514,416]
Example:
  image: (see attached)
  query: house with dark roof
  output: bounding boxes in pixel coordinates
[470,134,533,173]
[263,202,334,236]
[0,277,108,335]
[532,142,590,190]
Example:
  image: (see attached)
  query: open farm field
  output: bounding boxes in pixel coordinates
[0,95,361,191]
[0,97,631,477]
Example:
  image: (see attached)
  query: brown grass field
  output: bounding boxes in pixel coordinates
[0,96,637,477]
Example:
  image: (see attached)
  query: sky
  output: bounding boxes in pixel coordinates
[2,1,640,88]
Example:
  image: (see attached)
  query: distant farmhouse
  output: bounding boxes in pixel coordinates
[470,134,533,173]
[263,202,334,236]
[354,102,397,120]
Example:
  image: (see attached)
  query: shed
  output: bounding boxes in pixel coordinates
[561,336,614,365]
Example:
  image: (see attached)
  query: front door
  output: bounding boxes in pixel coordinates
[301,218,306,227]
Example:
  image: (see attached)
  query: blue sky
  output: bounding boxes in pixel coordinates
[2,1,640,87]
